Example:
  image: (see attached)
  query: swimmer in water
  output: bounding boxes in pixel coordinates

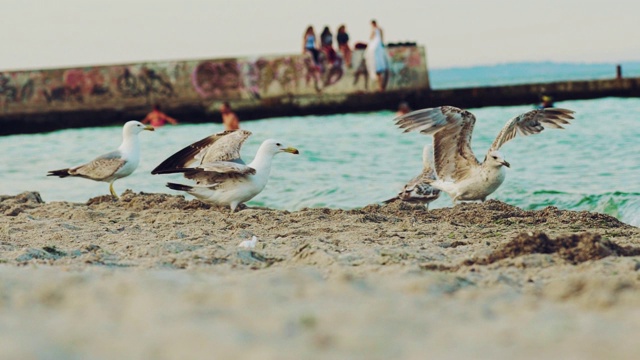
[141,104,179,127]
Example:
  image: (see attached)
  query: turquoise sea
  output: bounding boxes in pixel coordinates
[1,63,639,226]
[429,61,640,88]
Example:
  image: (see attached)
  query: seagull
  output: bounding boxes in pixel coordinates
[151,129,299,212]
[394,106,575,203]
[384,144,441,209]
[47,120,154,198]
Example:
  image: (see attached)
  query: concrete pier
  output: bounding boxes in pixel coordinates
[1,46,639,136]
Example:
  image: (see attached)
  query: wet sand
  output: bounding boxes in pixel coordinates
[1,190,640,359]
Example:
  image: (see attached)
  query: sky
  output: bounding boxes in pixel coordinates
[0,0,638,71]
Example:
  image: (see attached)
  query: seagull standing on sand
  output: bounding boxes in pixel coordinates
[151,130,299,212]
[385,145,441,209]
[47,120,154,198]
[394,106,575,203]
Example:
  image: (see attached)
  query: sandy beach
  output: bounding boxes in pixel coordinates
[1,190,640,359]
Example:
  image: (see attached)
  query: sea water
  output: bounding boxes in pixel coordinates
[1,64,639,226]
[429,61,640,89]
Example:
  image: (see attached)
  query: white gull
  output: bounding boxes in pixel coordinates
[394,106,575,203]
[151,129,299,212]
[47,120,154,198]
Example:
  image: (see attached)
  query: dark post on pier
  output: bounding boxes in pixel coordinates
[616,64,623,79]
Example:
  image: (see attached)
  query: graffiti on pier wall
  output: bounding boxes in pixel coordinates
[0,46,428,115]
[0,73,36,105]
[386,46,424,89]
[190,56,326,100]
[116,67,175,98]
[0,63,193,112]
[190,46,427,100]
[43,68,107,103]
[191,59,245,99]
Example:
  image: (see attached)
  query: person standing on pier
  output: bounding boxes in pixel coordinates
[221,101,240,131]
[365,19,389,92]
[141,104,179,127]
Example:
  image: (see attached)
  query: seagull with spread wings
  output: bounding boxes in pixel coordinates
[384,145,441,209]
[394,106,575,203]
[151,129,299,212]
[47,120,154,198]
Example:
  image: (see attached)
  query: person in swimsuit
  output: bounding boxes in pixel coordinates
[396,101,412,116]
[221,101,240,131]
[141,104,179,127]
[336,24,351,68]
[320,26,337,65]
[303,25,320,65]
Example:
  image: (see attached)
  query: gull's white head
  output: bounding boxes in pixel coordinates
[486,150,510,168]
[259,139,299,156]
[124,120,155,135]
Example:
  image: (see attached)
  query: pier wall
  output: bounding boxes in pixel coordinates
[2,45,640,136]
[233,76,640,123]
[0,46,428,134]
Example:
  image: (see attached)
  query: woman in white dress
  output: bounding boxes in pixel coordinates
[365,19,389,91]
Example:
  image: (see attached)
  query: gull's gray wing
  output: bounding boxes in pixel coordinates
[183,161,256,184]
[197,161,256,175]
[151,130,252,175]
[395,106,480,182]
[157,160,256,188]
[489,108,575,152]
[68,150,126,181]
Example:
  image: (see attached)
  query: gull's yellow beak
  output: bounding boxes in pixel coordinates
[283,147,299,155]
[144,125,155,131]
